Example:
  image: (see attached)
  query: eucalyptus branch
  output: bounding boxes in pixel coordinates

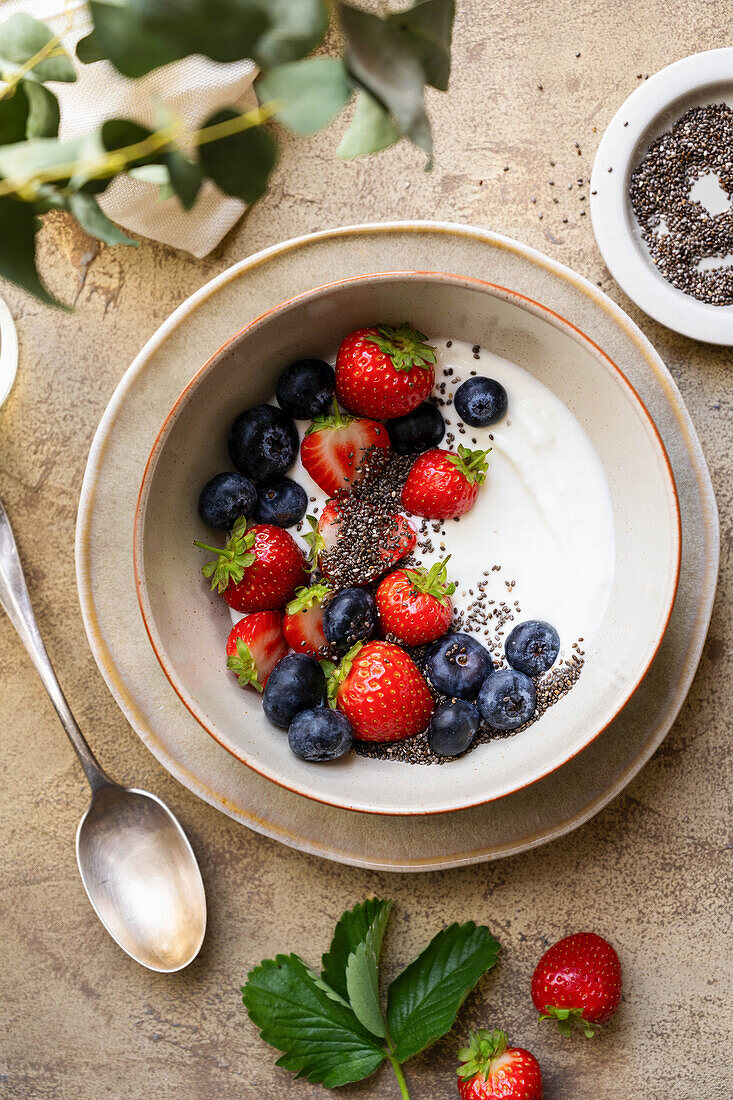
[0,7,74,101]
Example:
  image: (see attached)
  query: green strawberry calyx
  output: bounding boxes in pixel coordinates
[446,444,491,485]
[325,641,363,708]
[194,516,256,593]
[304,397,353,437]
[286,582,332,615]
[457,1029,508,1081]
[539,1005,598,1039]
[226,637,263,693]
[302,514,325,573]
[404,556,456,605]
[370,323,437,372]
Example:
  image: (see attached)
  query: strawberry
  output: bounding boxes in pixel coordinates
[283,582,332,656]
[328,640,434,741]
[300,401,390,496]
[457,1031,542,1100]
[303,504,416,584]
[195,518,306,612]
[225,612,288,692]
[335,324,436,418]
[376,557,455,646]
[401,445,489,520]
[531,932,622,1038]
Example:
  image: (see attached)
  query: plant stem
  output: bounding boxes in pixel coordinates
[387,1054,411,1100]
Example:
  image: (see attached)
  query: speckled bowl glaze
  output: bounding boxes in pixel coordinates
[133,272,681,816]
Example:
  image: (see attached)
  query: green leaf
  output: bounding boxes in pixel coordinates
[67,192,136,247]
[0,13,76,83]
[0,85,29,144]
[322,898,392,1002]
[386,922,500,1063]
[338,2,432,159]
[242,953,386,1088]
[252,0,328,68]
[128,164,170,186]
[165,150,203,210]
[23,81,60,138]
[388,0,455,92]
[78,0,268,79]
[338,91,400,159]
[198,109,276,204]
[0,194,66,308]
[344,902,392,1038]
[257,58,352,136]
[0,134,87,191]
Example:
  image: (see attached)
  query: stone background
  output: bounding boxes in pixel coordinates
[1,2,731,1097]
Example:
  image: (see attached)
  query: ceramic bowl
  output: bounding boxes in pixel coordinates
[134,272,681,815]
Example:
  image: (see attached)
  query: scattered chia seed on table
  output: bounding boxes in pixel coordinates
[629,103,733,305]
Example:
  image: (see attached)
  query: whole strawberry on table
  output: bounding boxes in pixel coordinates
[193,322,558,766]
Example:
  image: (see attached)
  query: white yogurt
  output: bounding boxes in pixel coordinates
[234,339,615,659]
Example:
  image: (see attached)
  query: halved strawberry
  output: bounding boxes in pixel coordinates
[336,324,437,418]
[283,582,332,656]
[401,445,490,520]
[302,501,344,577]
[300,401,390,496]
[303,503,416,585]
[376,557,455,646]
[328,640,434,741]
[195,518,306,612]
[225,612,288,692]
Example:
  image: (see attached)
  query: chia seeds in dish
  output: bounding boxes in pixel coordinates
[629,103,733,306]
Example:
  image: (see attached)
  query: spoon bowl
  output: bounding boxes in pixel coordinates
[77,785,206,972]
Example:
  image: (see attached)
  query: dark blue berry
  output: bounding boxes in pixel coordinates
[477,668,537,731]
[254,476,308,528]
[428,700,480,757]
[262,654,326,728]
[276,359,336,419]
[288,707,354,762]
[425,632,493,700]
[323,588,377,650]
[454,377,508,427]
[505,620,560,676]
[385,402,445,454]
[197,471,256,529]
[228,405,298,483]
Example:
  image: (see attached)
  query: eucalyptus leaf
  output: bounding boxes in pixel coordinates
[67,191,136,246]
[198,109,276,204]
[338,3,432,159]
[23,80,60,138]
[242,953,386,1088]
[337,91,400,159]
[252,0,328,68]
[165,150,203,210]
[388,0,455,92]
[0,135,86,190]
[258,59,352,136]
[0,13,76,83]
[322,898,392,1001]
[0,85,29,144]
[0,194,65,308]
[128,164,170,187]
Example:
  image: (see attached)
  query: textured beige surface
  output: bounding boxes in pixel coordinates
[0,2,731,1097]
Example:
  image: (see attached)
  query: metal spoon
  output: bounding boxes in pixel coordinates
[0,499,206,972]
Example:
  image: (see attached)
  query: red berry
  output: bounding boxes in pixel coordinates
[457,1030,542,1100]
[283,582,331,656]
[376,557,455,646]
[401,445,489,520]
[335,324,436,418]
[300,402,390,496]
[531,933,622,1038]
[304,503,416,584]
[225,612,288,691]
[195,519,306,612]
[329,640,434,741]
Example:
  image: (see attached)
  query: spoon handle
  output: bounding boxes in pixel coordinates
[0,498,110,791]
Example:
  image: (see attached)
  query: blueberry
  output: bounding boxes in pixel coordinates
[477,668,537,731]
[454,377,508,427]
[323,588,377,650]
[197,471,256,529]
[428,700,480,757]
[276,359,336,419]
[385,402,445,454]
[228,405,298,483]
[262,654,327,728]
[425,632,493,700]
[254,476,308,528]
[505,620,560,676]
[288,707,354,762]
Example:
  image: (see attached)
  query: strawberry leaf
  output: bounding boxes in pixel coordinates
[344,901,392,1038]
[242,953,386,1087]
[386,922,500,1063]
[404,555,455,602]
[286,581,332,615]
[370,323,437,371]
[446,444,490,485]
[226,638,263,692]
[321,897,391,1001]
[194,517,255,593]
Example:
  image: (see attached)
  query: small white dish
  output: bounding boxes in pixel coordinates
[0,295,18,408]
[590,49,733,345]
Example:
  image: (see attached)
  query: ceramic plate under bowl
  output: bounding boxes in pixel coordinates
[133,271,681,816]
